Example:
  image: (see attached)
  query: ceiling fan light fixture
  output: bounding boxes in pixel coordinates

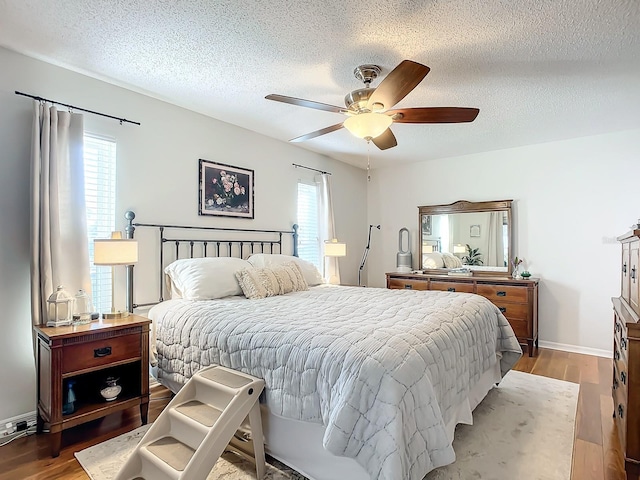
[343,113,392,140]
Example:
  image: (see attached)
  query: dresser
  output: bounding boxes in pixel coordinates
[386,272,539,356]
[613,230,640,480]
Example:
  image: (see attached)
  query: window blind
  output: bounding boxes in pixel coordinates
[84,133,116,313]
[297,182,321,271]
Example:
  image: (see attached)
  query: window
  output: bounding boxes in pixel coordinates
[296,182,321,271]
[84,134,116,313]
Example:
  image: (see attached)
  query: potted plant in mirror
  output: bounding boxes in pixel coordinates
[462,244,483,266]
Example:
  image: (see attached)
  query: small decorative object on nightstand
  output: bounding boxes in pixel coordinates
[46,286,75,327]
[100,376,122,401]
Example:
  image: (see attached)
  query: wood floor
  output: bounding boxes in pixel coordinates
[0,348,625,480]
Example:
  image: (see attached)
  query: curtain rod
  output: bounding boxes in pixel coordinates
[14,91,141,126]
[292,163,331,175]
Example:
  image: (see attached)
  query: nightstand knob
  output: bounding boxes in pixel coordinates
[94,346,112,358]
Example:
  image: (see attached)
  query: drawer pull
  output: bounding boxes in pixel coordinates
[632,267,637,282]
[496,291,507,297]
[447,287,456,292]
[621,371,627,385]
[94,346,112,358]
[623,263,627,274]
[404,284,413,290]
[499,307,507,313]
[618,404,624,419]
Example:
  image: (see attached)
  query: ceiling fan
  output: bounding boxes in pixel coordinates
[265,60,479,151]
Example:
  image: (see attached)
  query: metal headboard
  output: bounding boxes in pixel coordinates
[123,210,299,312]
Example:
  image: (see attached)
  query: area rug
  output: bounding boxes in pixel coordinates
[76,370,578,480]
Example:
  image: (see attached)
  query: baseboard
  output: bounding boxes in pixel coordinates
[538,340,612,358]
[0,411,37,441]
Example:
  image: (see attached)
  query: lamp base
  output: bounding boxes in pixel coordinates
[102,311,130,320]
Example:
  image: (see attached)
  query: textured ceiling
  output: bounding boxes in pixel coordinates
[1,0,639,169]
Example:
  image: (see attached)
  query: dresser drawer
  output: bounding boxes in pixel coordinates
[477,284,528,303]
[492,301,530,320]
[62,333,141,374]
[506,318,530,339]
[388,278,429,291]
[430,281,474,293]
[613,381,628,452]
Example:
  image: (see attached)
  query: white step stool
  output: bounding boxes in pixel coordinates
[115,365,266,480]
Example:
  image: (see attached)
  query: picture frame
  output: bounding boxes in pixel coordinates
[470,224,481,237]
[199,159,254,218]
[422,215,432,235]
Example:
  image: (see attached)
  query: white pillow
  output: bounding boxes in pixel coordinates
[247,254,324,286]
[422,252,445,269]
[442,252,463,269]
[164,257,252,300]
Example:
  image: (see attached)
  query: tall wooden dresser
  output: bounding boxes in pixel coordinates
[386,272,538,356]
[614,230,640,480]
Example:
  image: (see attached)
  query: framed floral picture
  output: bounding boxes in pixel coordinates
[199,159,254,218]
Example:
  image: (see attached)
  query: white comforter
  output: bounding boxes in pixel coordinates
[149,285,521,480]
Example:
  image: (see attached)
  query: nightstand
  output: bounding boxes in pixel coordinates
[34,314,151,457]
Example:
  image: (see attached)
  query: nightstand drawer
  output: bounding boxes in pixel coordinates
[506,318,530,338]
[62,333,141,374]
[477,284,528,303]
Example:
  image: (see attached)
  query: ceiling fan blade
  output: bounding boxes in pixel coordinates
[387,107,480,123]
[266,94,347,114]
[372,128,397,150]
[290,123,344,142]
[366,60,430,111]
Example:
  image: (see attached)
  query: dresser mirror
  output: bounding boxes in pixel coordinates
[418,200,513,276]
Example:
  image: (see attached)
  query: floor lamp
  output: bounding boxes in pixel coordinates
[358,224,380,286]
[94,232,138,319]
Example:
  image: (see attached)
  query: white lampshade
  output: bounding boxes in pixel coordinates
[94,238,138,265]
[343,113,393,139]
[324,239,347,257]
[453,244,467,254]
[423,245,434,253]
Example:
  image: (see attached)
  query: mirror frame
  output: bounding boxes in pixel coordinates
[418,199,513,276]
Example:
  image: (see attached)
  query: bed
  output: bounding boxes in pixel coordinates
[124,212,522,480]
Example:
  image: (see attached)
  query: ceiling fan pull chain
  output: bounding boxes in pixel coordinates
[367,140,371,182]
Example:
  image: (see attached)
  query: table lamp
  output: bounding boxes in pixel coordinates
[324,239,346,285]
[94,232,138,319]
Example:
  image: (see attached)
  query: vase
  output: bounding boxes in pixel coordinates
[512,265,521,279]
[100,377,122,402]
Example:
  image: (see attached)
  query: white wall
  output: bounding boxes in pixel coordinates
[0,47,367,421]
[367,129,640,354]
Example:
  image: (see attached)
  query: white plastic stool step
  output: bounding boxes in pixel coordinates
[114,365,266,480]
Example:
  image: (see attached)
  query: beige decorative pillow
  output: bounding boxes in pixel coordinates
[271,261,308,294]
[235,267,279,299]
[235,262,308,299]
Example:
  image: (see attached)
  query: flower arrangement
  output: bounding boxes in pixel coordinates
[512,256,523,269]
[208,170,246,208]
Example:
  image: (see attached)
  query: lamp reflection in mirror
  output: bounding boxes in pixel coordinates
[453,244,467,255]
[343,113,392,139]
[94,232,138,319]
[324,239,346,285]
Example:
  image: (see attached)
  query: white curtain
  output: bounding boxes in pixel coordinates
[316,174,340,284]
[30,102,91,325]
[485,212,505,266]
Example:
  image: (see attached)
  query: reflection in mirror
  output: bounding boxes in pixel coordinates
[419,200,513,275]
